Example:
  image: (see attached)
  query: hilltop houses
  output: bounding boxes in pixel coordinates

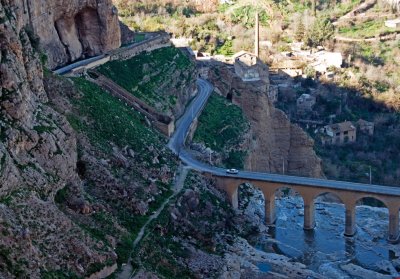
[270,44,343,77]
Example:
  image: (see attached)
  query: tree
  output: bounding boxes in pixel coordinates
[304,17,334,47]
[294,18,305,42]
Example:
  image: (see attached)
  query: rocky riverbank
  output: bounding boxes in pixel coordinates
[237,185,400,279]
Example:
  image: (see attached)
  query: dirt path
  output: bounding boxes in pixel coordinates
[116,164,190,279]
[334,32,400,42]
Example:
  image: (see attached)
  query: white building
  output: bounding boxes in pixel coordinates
[385,19,400,28]
[311,51,343,73]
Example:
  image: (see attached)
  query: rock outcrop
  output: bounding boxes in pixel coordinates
[209,66,323,178]
[0,0,77,199]
[0,2,117,278]
[9,0,121,69]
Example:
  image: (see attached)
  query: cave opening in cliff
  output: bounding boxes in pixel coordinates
[226,92,233,102]
[53,7,102,63]
[76,160,86,178]
[74,7,102,58]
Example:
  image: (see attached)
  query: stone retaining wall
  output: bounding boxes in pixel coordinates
[91,73,175,137]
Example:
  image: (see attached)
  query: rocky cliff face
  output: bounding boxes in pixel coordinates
[210,66,323,178]
[0,1,187,277]
[0,2,118,277]
[9,0,120,69]
[0,0,77,201]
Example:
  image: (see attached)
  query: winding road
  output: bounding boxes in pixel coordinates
[169,79,400,197]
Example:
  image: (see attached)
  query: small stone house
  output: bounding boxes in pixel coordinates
[321,121,356,145]
[357,119,374,136]
[233,51,268,83]
[296,94,316,114]
[385,19,400,28]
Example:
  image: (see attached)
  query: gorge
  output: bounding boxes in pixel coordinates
[1,0,400,278]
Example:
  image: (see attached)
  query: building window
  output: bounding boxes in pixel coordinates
[344,131,348,135]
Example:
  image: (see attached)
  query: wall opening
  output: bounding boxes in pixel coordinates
[237,183,264,223]
[226,92,233,102]
[355,196,389,240]
[75,8,102,58]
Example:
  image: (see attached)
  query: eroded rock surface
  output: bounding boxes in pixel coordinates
[8,0,120,69]
[0,2,116,277]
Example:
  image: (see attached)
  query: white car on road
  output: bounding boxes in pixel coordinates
[226,168,239,174]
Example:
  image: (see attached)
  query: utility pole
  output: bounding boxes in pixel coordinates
[255,12,260,57]
[282,157,285,175]
[369,166,372,184]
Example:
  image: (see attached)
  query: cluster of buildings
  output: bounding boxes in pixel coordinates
[230,48,374,147]
[271,42,343,79]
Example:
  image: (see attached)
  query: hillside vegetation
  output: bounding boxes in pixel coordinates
[193,93,250,169]
[133,171,257,278]
[97,46,195,115]
[52,76,179,269]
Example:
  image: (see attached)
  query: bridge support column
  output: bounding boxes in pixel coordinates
[265,195,276,225]
[344,203,356,237]
[230,188,238,210]
[214,178,239,210]
[388,207,399,243]
[303,198,315,230]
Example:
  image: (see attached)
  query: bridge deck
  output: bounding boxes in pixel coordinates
[213,170,400,197]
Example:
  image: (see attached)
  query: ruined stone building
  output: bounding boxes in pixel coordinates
[321,121,357,145]
[296,93,316,115]
[357,119,374,136]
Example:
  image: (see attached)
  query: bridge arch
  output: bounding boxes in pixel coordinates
[272,186,305,227]
[312,191,345,204]
[355,195,388,208]
[237,183,266,219]
[343,195,400,242]
[214,176,400,242]
[257,184,307,228]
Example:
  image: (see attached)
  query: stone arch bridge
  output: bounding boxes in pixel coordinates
[213,173,400,243]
